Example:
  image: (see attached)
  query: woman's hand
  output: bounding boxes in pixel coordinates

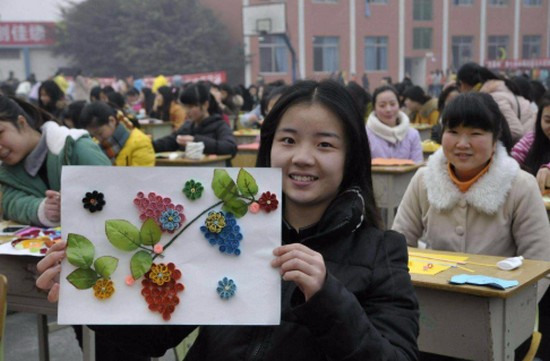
[44,190,61,223]
[271,244,326,301]
[36,240,67,303]
[536,167,550,193]
[176,135,194,147]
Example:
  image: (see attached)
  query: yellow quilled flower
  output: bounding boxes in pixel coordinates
[205,211,226,233]
[149,263,172,286]
[93,279,115,299]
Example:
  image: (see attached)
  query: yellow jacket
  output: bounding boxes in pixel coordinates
[411,98,439,126]
[115,128,156,166]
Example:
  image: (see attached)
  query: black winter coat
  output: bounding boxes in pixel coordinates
[153,114,237,156]
[94,188,419,360]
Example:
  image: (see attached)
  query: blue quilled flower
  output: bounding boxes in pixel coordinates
[217,277,237,299]
[160,208,182,232]
[201,212,242,255]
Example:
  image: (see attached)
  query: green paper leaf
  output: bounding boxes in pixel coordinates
[237,168,258,198]
[212,169,239,201]
[94,256,119,279]
[222,198,248,218]
[130,250,153,280]
[66,268,99,290]
[105,219,140,251]
[140,218,162,246]
[66,233,95,269]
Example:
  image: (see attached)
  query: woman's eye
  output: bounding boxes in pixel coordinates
[281,137,294,144]
[319,142,333,148]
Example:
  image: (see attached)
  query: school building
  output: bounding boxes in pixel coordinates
[203,0,550,87]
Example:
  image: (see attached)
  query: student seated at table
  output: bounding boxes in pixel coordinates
[0,95,111,226]
[366,85,423,163]
[402,85,439,126]
[150,85,186,131]
[512,99,550,192]
[393,92,550,360]
[37,80,419,361]
[80,102,155,167]
[153,83,237,156]
[239,84,289,129]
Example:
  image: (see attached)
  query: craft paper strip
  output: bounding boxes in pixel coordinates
[58,166,282,326]
[408,259,450,275]
[408,251,469,264]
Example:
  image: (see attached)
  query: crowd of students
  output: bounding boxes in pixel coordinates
[0,61,549,360]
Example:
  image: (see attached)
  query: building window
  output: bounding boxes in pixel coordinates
[487,35,508,60]
[413,28,433,49]
[259,35,288,73]
[452,36,473,69]
[364,36,388,71]
[522,35,542,58]
[313,36,340,72]
[0,49,20,59]
[489,0,508,5]
[453,0,473,5]
[413,0,433,20]
[523,0,542,6]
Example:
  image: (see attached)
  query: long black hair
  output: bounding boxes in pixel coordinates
[256,79,382,229]
[156,86,179,122]
[180,82,222,117]
[456,62,520,95]
[0,95,51,130]
[524,100,550,175]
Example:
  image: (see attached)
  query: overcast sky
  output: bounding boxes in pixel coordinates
[0,0,83,21]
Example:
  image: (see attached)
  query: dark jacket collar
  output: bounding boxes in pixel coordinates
[282,187,365,246]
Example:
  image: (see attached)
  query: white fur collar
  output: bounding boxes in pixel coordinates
[42,121,90,155]
[424,143,519,214]
[366,111,410,144]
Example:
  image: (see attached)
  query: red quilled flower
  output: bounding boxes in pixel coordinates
[258,191,279,213]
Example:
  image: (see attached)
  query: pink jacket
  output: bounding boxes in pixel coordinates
[480,80,535,142]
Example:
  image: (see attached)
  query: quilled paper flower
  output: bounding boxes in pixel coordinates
[93,279,115,299]
[154,244,164,254]
[149,263,172,286]
[205,211,226,234]
[201,212,243,255]
[217,277,237,299]
[182,179,204,200]
[133,192,185,232]
[258,191,278,213]
[159,208,181,232]
[248,202,260,214]
[82,191,106,213]
[142,263,185,321]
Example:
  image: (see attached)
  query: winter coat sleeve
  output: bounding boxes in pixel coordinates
[193,122,237,156]
[511,131,534,166]
[392,169,427,246]
[292,231,419,361]
[153,131,181,153]
[2,185,44,225]
[491,93,524,142]
[409,129,424,164]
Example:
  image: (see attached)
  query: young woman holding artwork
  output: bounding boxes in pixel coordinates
[366,85,423,163]
[36,80,419,360]
[0,95,110,227]
[79,102,155,167]
[152,83,237,157]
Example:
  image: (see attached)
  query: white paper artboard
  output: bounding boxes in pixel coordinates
[58,166,281,325]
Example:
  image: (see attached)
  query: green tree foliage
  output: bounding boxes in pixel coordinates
[56,0,244,81]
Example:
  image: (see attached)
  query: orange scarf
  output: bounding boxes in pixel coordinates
[448,158,493,192]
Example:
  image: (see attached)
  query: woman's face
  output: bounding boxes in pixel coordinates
[404,98,421,113]
[39,89,51,106]
[87,117,116,143]
[0,116,40,165]
[442,125,496,181]
[540,105,550,141]
[374,90,400,126]
[184,102,208,123]
[270,102,346,218]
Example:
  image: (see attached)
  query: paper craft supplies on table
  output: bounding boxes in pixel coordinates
[59,166,282,326]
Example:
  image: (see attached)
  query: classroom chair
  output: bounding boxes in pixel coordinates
[0,274,7,361]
